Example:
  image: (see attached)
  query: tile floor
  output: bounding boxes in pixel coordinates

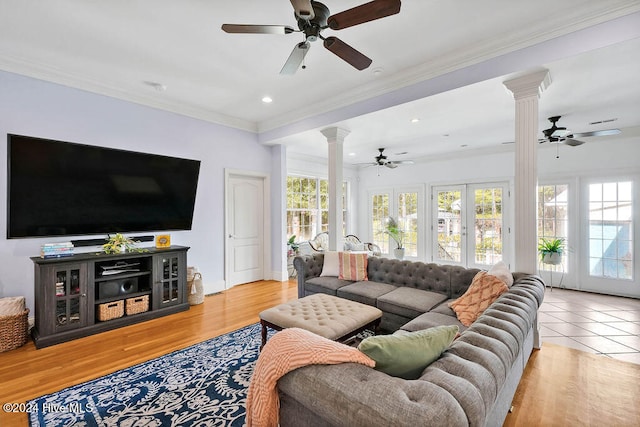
[539,287,640,364]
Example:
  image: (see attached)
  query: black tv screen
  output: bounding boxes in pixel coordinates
[7,134,201,239]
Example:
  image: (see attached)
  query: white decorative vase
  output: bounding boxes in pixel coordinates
[542,252,562,265]
[394,248,405,260]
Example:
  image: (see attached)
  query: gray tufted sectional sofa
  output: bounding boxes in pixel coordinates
[279,253,545,426]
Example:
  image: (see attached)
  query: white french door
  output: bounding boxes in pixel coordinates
[432,183,509,269]
[369,186,424,259]
[581,178,638,297]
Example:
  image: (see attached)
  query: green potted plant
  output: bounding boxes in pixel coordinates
[384,217,405,260]
[538,237,565,265]
[103,233,145,254]
[287,235,299,258]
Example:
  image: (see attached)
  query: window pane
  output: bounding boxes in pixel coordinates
[436,190,462,263]
[397,192,418,257]
[537,184,569,272]
[286,176,348,246]
[372,194,389,253]
[474,187,503,265]
[588,181,633,280]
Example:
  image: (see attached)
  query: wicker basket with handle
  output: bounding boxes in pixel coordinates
[98,300,124,321]
[187,272,204,305]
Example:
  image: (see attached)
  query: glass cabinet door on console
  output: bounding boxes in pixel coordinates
[153,252,186,309]
[44,263,88,335]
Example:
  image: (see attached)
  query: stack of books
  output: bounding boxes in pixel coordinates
[40,242,75,259]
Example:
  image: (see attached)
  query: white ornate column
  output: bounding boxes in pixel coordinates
[321,127,350,251]
[503,69,551,274]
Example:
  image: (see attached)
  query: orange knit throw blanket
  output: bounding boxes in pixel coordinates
[246,327,375,427]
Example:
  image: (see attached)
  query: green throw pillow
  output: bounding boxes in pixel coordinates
[357,325,459,379]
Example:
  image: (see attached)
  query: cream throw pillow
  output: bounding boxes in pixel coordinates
[488,261,513,287]
[320,251,340,277]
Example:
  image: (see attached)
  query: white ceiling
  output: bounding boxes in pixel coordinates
[1,0,639,165]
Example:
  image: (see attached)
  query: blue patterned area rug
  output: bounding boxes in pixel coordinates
[29,323,266,427]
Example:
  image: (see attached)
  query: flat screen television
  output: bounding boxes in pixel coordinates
[7,134,201,239]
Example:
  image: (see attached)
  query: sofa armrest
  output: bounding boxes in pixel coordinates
[293,254,325,298]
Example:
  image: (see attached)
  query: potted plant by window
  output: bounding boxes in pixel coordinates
[538,237,565,265]
[384,217,405,260]
[287,235,299,258]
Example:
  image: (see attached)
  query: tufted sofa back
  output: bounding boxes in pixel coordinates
[294,254,482,299]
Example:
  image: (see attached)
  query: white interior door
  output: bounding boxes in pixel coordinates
[227,174,264,287]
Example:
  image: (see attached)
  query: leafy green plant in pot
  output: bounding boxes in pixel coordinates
[287,235,299,258]
[538,237,565,265]
[384,217,405,260]
[103,233,147,254]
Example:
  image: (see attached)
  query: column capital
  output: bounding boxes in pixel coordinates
[504,69,551,100]
[321,127,351,143]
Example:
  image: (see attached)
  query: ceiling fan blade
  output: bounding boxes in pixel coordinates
[394,160,414,165]
[385,162,399,169]
[290,0,315,20]
[563,138,585,147]
[280,41,311,75]
[571,129,621,138]
[327,0,401,30]
[323,36,372,70]
[221,24,295,35]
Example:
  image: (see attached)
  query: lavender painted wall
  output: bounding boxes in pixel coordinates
[0,70,281,312]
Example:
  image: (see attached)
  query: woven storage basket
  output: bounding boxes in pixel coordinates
[187,272,204,305]
[98,300,124,321]
[125,295,149,315]
[0,308,29,352]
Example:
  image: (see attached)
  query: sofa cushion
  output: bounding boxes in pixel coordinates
[401,311,467,333]
[338,252,368,281]
[431,300,457,316]
[376,287,448,319]
[337,281,397,306]
[448,272,509,326]
[305,277,353,296]
[357,325,459,379]
[320,251,339,277]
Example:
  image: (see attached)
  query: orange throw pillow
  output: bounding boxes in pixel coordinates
[338,252,368,281]
[448,271,508,326]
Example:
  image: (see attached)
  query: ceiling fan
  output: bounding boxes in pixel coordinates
[221,0,401,74]
[541,115,621,146]
[361,148,414,169]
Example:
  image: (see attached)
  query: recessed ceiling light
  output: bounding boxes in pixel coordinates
[410,118,420,123]
[262,96,273,104]
[372,67,384,77]
[348,152,356,157]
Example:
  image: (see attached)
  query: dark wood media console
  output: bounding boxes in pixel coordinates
[31,246,189,348]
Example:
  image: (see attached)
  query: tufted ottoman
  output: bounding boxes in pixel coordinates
[258,294,382,350]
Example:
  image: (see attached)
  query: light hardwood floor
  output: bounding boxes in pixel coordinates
[0,279,298,427]
[1,279,639,426]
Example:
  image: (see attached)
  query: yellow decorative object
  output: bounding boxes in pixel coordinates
[156,234,171,248]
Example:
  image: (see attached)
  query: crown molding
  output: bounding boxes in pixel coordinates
[0,55,259,133]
